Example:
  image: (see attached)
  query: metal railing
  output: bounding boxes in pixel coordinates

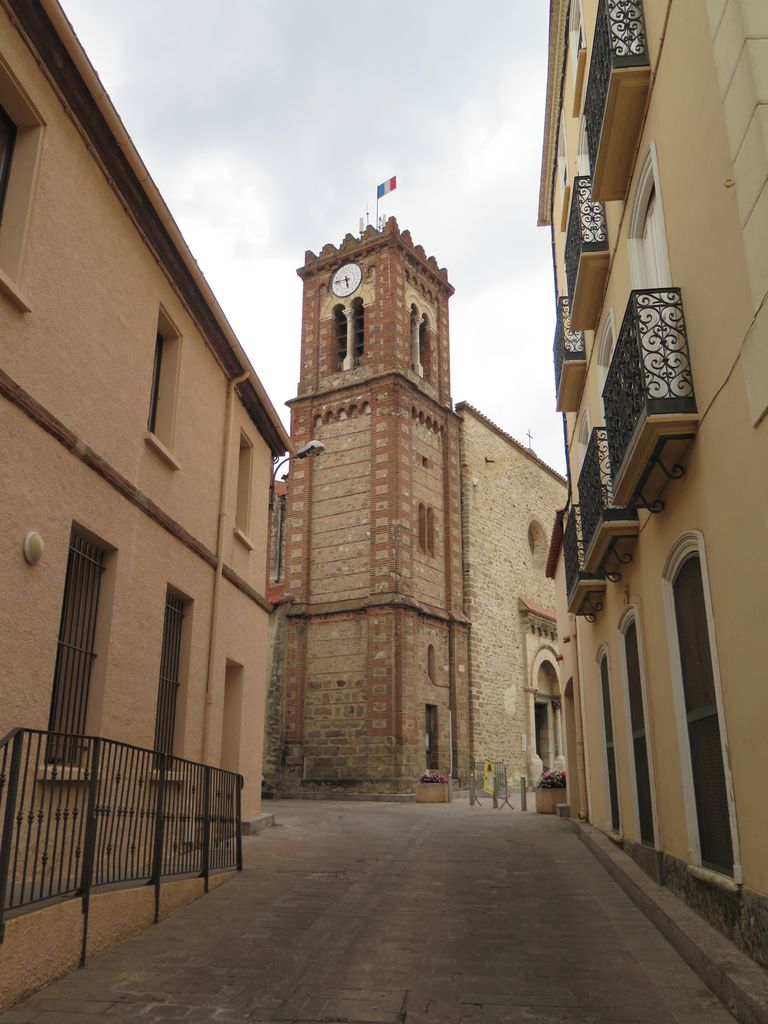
[578,428,614,556]
[563,506,586,602]
[584,0,650,175]
[603,289,696,485]
[0,728,242,960]
[553,295,585,396]
[468,761,513,810]
[564,176,608,304]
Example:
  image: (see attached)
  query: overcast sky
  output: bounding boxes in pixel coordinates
[60,1,565,475]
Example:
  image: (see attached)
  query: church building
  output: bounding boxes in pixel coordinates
[268,218,470,793]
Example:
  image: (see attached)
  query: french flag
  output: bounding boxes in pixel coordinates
[377,176,397,198]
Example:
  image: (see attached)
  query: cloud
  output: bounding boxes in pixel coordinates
[61,0,564,471]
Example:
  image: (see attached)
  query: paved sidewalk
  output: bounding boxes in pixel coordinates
[0,800,735,1024]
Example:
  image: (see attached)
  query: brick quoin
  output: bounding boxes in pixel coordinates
[266,219,470,794]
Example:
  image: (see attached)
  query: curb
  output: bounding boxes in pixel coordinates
[241,812,275,835]
[571,819,768,1024]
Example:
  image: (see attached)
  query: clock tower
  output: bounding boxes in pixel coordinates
[275,217,470,793]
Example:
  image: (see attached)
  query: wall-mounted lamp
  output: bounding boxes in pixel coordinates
[270,439,327,504]
[23,531,44,565]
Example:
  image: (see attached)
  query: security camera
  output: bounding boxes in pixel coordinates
[295,439,326,460]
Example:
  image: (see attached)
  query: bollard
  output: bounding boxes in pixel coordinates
[520,776,527,811]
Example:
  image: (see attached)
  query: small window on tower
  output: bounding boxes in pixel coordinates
[427,507,435,556]
[419,315,431,384]
[334,305,346,370]
[352,297,364,365]
[427,644,436,682]
[418,504,426,552]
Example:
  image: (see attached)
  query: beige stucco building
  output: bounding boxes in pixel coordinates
[0,1,289,820]
[457,403,566,786]
[540,0,768,968]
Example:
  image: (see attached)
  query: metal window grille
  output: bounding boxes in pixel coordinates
[600,656,620,832]
[0,103,16,221]
[153,592,185,756]
[147,332,164,433]
[624,621,654,845]
[673,555,734,874]
[47,532,105,763]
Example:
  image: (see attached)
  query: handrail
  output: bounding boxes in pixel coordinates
[0,727,243,960]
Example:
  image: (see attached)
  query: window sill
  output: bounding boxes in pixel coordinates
[233,526,254,551]
[687,863,740,894]
[144,432,181,470]
[0,264,32,313]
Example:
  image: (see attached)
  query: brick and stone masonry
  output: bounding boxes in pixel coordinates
[265,219,470,793]
[456,403,567,786]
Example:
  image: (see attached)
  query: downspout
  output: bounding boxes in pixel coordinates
[202,368,250,764]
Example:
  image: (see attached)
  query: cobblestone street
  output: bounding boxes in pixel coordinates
[0,800,735,1024]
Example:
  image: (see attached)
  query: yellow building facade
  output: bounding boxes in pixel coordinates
[0,0,289,820]
[540,0,768,967]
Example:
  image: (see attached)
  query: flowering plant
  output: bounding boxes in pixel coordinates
[419,770,449,784]
[536,769,566,789]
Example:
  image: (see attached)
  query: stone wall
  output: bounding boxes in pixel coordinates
[458,403,566,783]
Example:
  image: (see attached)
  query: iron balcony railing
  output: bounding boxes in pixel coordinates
[603,289,696,487]
[579,425,637,549]
[578,428,615,558]
[553,296,586,396]
[564,176,608,308]
[584,0,650,180]
[563,506,587,602]
[0,728,242,959]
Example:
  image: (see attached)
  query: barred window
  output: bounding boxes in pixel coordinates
[48,531,106,761]
[153,590,185,756]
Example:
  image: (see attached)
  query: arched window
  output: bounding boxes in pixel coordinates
[671,554,734,873]
[599,653,620,833]
[426,507,434,555]
[622,619,655,846]
[427,644,435,682]
[629,144,671,290]
[419,315,431,384]
[418,504,426,552]
[351,297,364,363]
[528,520,547,570]
[333,305,346,369]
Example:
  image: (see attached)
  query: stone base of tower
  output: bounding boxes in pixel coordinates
[268,604,469,797]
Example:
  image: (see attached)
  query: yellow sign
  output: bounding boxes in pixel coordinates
[483,759,495,796]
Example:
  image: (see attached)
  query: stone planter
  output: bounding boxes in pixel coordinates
[415,782,450,803]
[535,786,567,814]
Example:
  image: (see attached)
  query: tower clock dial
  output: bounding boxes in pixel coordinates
[331,262,362,297]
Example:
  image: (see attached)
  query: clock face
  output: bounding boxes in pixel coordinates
[331,262,362,297]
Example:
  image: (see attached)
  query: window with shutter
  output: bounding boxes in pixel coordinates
[673,555,733,874]
[600,655,620,832]
[624,621,654,846]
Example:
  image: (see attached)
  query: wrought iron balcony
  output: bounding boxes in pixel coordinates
[584,0,651,201]
[563,505,606,621]
[603,288,698,510]
[577,427,638,577]
[564,176,609,331]
[554,296,586,412]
